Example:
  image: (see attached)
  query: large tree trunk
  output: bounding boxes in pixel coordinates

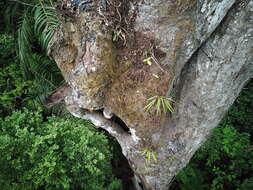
[50,0,253,189]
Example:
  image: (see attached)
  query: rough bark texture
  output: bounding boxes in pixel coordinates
[50,0,253,189]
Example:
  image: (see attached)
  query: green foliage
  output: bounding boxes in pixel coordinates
[18,10,34,75]
[34,3,60,52]
[222,81,253,133]
[0,34,35,116]
[27,54,64,104]
[112,29,122,42]
[0,32,63,117]
[18,2,60,78]
[0,0,64,112]
[240,177,253,190]
[0,34,15,58]
[173,80,253,190]
[175,164,209,190]
[141,148,158,163]
[0,0,21,33]
[16,0,59,64]
[0,62,35,116]
[145,95,174,115]
[16,1,64,109]
[143,57,153,66]
[0,109,122,190]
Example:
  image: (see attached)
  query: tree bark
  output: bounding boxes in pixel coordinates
[50,0,253,189]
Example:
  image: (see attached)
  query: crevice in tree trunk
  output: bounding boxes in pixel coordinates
[111,114,131,134]
[97,127,143,190]
[92,109,131,134]
[111,139,136,190]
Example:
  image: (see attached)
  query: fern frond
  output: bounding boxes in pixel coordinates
[12,0,65,115]
[30,54,63,86]
[18,1,60,76]
[21,54,63,111]
[34,4,59,54]
[18,11,34,77]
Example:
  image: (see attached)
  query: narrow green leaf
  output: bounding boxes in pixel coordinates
[156,97,161,115]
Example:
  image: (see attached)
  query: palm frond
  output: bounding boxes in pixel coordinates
[20,54,63,111]
[18,10,34,77]
[8,0,65,115]
[34,3,60,54]
[18,1,60,74]
[32,54,63,83]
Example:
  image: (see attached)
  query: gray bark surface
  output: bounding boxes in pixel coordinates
[50,0,253,189]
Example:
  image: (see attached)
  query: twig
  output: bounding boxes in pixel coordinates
[151,54,168,74]
[115,4,122,23]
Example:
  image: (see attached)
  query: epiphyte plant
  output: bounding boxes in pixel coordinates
[144,95,174,115]
[143,57,153,66]
[112,29,122,42]
[141,148,158,163]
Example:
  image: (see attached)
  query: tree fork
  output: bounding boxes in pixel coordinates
[50,0,253,189]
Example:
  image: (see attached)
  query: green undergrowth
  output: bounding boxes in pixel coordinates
[0,109,122,190]
[0,33,64,117]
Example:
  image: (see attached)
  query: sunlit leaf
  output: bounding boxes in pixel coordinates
[144,95,174,114]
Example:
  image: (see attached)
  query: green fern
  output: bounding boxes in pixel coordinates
[24,64,67,116]
[18,2,59,72]
[16,1,63,111]
[34,4,59,53]
[30,54,63,85]
[18,10,34,77]
[27,54,64,105]
[144,95,174,115]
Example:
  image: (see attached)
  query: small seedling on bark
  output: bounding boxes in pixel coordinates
[143,57,153,66]
[141,148,158,163]
[112,30,122,42]
[144,95,174,115]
